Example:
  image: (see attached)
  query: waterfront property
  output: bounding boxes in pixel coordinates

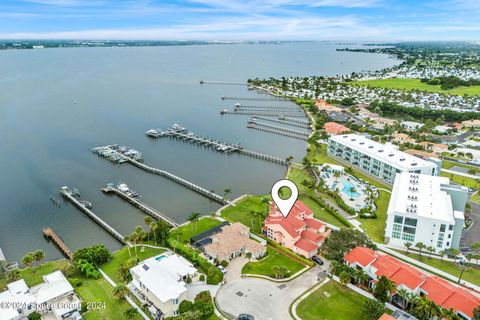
[323,121,350,135]
[263,200,331,258]
[328,134,438,184]
[384,172,467,251]
[199,222,266,262]
[129,252,200,318]
[344,247,480,320]
[0,271,81,320]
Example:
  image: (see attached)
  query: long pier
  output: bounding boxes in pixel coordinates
[102,183,179,227]
[222,96,288,102]
[247,124,309,141]
[200,81,246,85]
[220,109,306,117]
[43,227,73,259]
[234,103,299,110]
[248,120,310,137]
[282,117,311,125]
[252,116,311,129]
[146,125,287,166]
[92,146,229,205]
[60,186,125,244]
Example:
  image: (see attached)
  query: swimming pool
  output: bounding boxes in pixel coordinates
[342,180,361,199]
[155,254,167,261]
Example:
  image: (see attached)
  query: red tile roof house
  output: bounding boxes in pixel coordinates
[344,247,480,320]
[323,121,350,135]
[263,200,331,258]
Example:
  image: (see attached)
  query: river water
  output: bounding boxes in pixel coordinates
[0,42,399,261]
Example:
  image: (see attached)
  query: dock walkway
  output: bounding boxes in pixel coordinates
[248,119,310,137]
[60,186,125,244]
[222,96,287,102]
[234,103,300,110]
[92,147,229,205]
[43,227,73,259]
[252,116,310,129]
[247,125,309,141]
[220,109,306,117]
[102,184,178,227]
[146,125,287,166]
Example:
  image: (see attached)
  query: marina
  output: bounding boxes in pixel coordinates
[146,124,287,165]
[92,145,229,204]
[234,103,300,110]
[102,182,179,227]
[251,116,311,129]
[247,124,309,141]
[60,186,126,244]
[42,227,74,259]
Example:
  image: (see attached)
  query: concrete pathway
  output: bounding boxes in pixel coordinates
[442,168,479,179]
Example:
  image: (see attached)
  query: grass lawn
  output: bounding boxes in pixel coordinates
[359,190,391,243]
[441,171,480,188]
[286,166,315,195]
[296,281,370,320]
[221,195,269,234]
[442,160,480,173]
[76,276,134,320]
[299,195,347,228]
[170,217,224,244]
[393,250,480,286]
[471,192,480,204]
[350,78,480,96]
[102,246,166,284]
[242,247,305,278]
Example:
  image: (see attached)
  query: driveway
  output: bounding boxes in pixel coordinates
[216,266,327,320]
[225,256,249,282]
[461,201,480,249]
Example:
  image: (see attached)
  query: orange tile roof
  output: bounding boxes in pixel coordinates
[343,247,377,267]
[324,122,350,135]
[379,314,396,320]
[315,99,332,107]
[295,238,318,253]
[300,229,324,243]
[305,218,325,230]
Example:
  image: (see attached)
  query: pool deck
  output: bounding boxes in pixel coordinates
[323,173,372,210]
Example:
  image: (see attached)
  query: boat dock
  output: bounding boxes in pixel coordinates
[220,109,306,117]
[91,144,142,164]
[102,183,179,227]
[92,146,229,204]
[248,119,310,137]
[251,116,311,129]
[146,125,287,165]
[247,123,309,141]
[200,80,246,85]
[222,96,288,102]
[60,186,125,244]
[43,227,73,259]
[281,116,310,125]
[234,103,299,110]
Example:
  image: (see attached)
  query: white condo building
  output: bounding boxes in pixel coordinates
[129,252,201,318]
[328,134,439,184]
[385,172,468,251]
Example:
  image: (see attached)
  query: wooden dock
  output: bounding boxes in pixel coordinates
[220,109,306,117]
[247,124,309,141]
[251,116,311,129]
[248,119,310,137]
[234,103,300,110]
[222,96,288,102]
[43,227,73,259]
[93,148,229,205]
[102,184,179,227]
[200,81,246,85]
[60,187,125,244]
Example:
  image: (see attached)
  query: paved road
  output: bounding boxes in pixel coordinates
[216,266,327,320]
[461,201,480,248]
[442,168,479,179]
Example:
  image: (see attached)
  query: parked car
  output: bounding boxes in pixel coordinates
[312,256,324,265]
[218,265,227,273]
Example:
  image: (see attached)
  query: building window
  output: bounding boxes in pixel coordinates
[402,233,415,242]
[437,233,444,248]
[403,226,416,235]
[173,298,179,305]
[404,218,417,227]
[392,231,401,239]
[449,225,453,231]
[394,216,404,224]
[440,224,446,233]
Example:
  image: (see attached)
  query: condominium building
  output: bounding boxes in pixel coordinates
[328,134,438,184]
[385,172,467,251]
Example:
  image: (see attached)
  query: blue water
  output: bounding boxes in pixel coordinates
[155,254,166,261]
[342,180,360,199]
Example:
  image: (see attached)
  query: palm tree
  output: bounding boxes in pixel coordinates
[150,222,158,245]
[345,166,354,175]
[404,242,412,253]
[130,231,139,257]
[285,155,293,166]
[415,242,426,256]
[124,235,132,258]
[144,216,153,241]
[246,252,252,262]
[339,270,351,285]
[33,250,45,267]
[112,283,129,299]
[426,246,435,258]
[396,288,409,309]
[124,307,139,320]
[348,186,356,200]
[333,171,341,182]
[331,261,344,276]
[466,252,475,266]
[188,212,201,232]
[22,253,34,269]
[223,188,232,202]
[439,249,446,261]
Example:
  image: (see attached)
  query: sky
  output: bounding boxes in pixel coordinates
[0,0,479,41]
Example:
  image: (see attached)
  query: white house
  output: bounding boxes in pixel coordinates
[129,253,200,318]
[384,172,467,251]
[401,121,424,131]
[0,271,81,320]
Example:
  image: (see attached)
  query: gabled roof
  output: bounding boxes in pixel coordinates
[295,238,318,253]
[300,229,324,243]
[344,246,377,267]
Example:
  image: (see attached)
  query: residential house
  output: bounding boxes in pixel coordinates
[323,122,350,135]
[392,133,415,145]
[130,253,200,318]
[401,121,424,131]
[202,222,266,261]
[263,200,330,258]
[344,247,480,320]
[462,119,480,128]
[0,271,81,320]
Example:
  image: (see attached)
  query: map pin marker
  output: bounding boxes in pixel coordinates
[271,179,299,218]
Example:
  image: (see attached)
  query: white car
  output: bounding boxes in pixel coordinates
[218,265,227,274]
